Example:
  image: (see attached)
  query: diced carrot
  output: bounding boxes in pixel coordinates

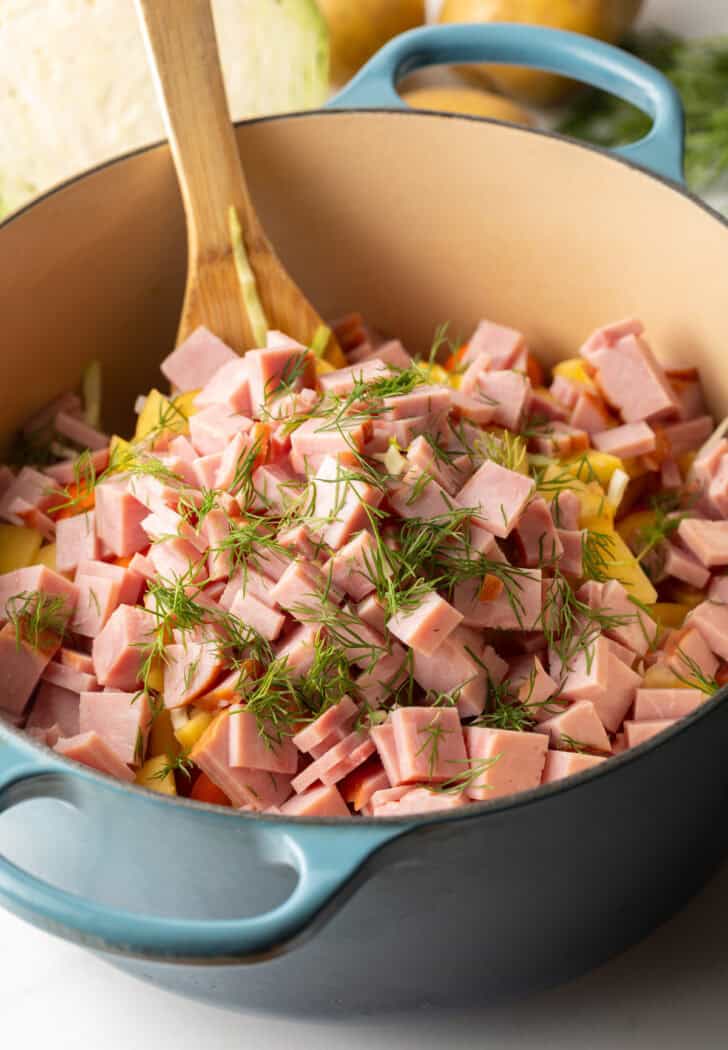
[113,555,133,568]
[190,772,232,807]
[444,343,469,373]
[524,351,544,388]
[479,574,504,602]
[717,663,728,687]
[51,482,95,520]
[250,422,271,469]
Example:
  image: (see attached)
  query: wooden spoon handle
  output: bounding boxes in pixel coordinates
[136,0,256,348]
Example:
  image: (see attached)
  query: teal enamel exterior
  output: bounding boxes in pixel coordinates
[329,24,686,184]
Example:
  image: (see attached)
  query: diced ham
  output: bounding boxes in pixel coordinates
[624,719,677,748]
[550,635,610,702]
[245,342,313,417]
[569,392,613,436]
[42,660,98,694]
[597,653,642,732]
[464,726,548,801]
[228,709,298,773]
[633,688,705,721]
[44,448,109,485]
[310,455,383,550]
[190,713,291,810]
[354,646,407,709]
[162,639,224,708]
[678,518,728,567]
[189,405,253,456]
[0,624,56,716]
[76,558,144,605]
[465,319,525,369]
[593,421,656,458]
[340,757,390,812]
[527,388,569,423]
[95,480,149,557]
[280,784,350,817]
[476,370,530,431]
[535,700,610,753]
[587,332,680,422]
[0,467,60,525]
[371,786,468,816]
[663,543,710,589]
[557,529,584,576]
[551,489,581,531]
[54,411,108,452]
[26,681,80,739]
[160,327,238,392]
[291,729,375,794]
[577,579,655,656]
[57,648,95,674]
[92,605,155,690]
[326,531,377,602]
[55,731,134,782]
[293,696,358,754]
[412,628,487,718]
[531,421,589,459]
[251,463,300,513]
[381,385,451,421]
[194,357,252,415]
[0,565,78,623]
[388,469,453,521]
[579,317,645,360]
[449,386,497,426]
[79,690,150,766]
[274,623,319,677]
[666,368,708,421]
[687,600,728,660]
[455,460,534,539]
[148,537,206,582]
[56,511,100,573]
[541,750,606,783]
[192,453,223,490]
[405,434,468,496]
[317,358,389,397]
[452,569,542,631]
[518,656,562,722]
[664,625,719,681]
[391,706,467,784]
[661,416,713,457]
[370,722,404,787]
[387,591,463,657]
[513,497,563,567]
[228,589,285,641]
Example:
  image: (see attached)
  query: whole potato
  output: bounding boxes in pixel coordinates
[438,0,644,106]
[401,85,533,124]
[318,0,426,87]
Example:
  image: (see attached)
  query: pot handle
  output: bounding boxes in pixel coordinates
[0,742,407,962]
[328,24,685,185]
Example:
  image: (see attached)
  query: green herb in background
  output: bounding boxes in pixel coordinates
[558,30,728,196]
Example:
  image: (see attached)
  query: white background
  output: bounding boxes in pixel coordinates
[1,1,726,1047]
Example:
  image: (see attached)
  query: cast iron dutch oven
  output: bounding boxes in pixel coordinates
[1,25,728,1016]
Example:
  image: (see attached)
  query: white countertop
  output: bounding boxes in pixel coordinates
[2,1,726,1046]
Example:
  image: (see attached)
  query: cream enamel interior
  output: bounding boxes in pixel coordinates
[1,110,727,451]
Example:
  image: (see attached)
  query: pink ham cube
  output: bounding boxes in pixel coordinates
[95,480,149,557]
[391,706,467,784]
[541,750,606,784]
[310,455,383,550]
[42,661,98,694]
[228,590,285,641]
[466,318,525,369]
[0,623,56,716]
[476,370,530,431]
[455,460,534,539]
[624,719,677,748]
[292,695,358,754]
[92,605,156,690]
[535,700,610,753]
[0,565,78,623]
[56,511,101,573]
[594,652,642,733]
[452,568,542,631]
[76,559,144,607]
[633,688,705,721]
[148,537,206,582]
[194,357,252,415]
[228,709,298,774]
[71,574,123,637]
[189,405,253,457]
[317,357,389,397]
[592,421,656,458]
[665,625,719,681]
[0,467,60,525]
[160,326,238,392]
[371,786,468,817]
[162,639,224,708]
[412,628,488,718]
[370,722,404,786]
[689,600,728,660]
[587,332,679,422]
[326,531,378,602]
[355,647,408,709]
[191,713,292,810]
[514,498,563,567]
[55,731,134,782]
[26,681,80,739]
[388,470,454,521]
[291,730,376,793]
[280,784,350,818]
[274,623,319,677]
[518,656,562,722]
[381,385,451,420]
[663,543,710,590]
[549,635,611,703]
[678,518,728,568]
[464,726,548,801]
[387,591,463,657]
[246,342,314,416]
[79,690,151,766]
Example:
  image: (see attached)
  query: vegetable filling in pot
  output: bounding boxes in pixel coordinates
[0,314,725,817]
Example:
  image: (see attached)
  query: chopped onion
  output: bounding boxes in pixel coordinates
[169,708,189,731]
[134,395,147,415]
[383,440,406,477]
[607,467,629,510]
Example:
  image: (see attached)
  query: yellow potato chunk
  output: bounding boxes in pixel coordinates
[175,710,213,753]
[0,524,43,573]
[135,755,177,796]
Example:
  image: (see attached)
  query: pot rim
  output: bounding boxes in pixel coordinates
[1,105,727,829]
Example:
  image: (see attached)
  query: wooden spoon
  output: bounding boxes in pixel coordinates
[135,0,343,363]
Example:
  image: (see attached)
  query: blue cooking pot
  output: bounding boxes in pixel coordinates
[2,24,727,1016]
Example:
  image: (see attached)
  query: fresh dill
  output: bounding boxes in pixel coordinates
[6,590,69,650]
